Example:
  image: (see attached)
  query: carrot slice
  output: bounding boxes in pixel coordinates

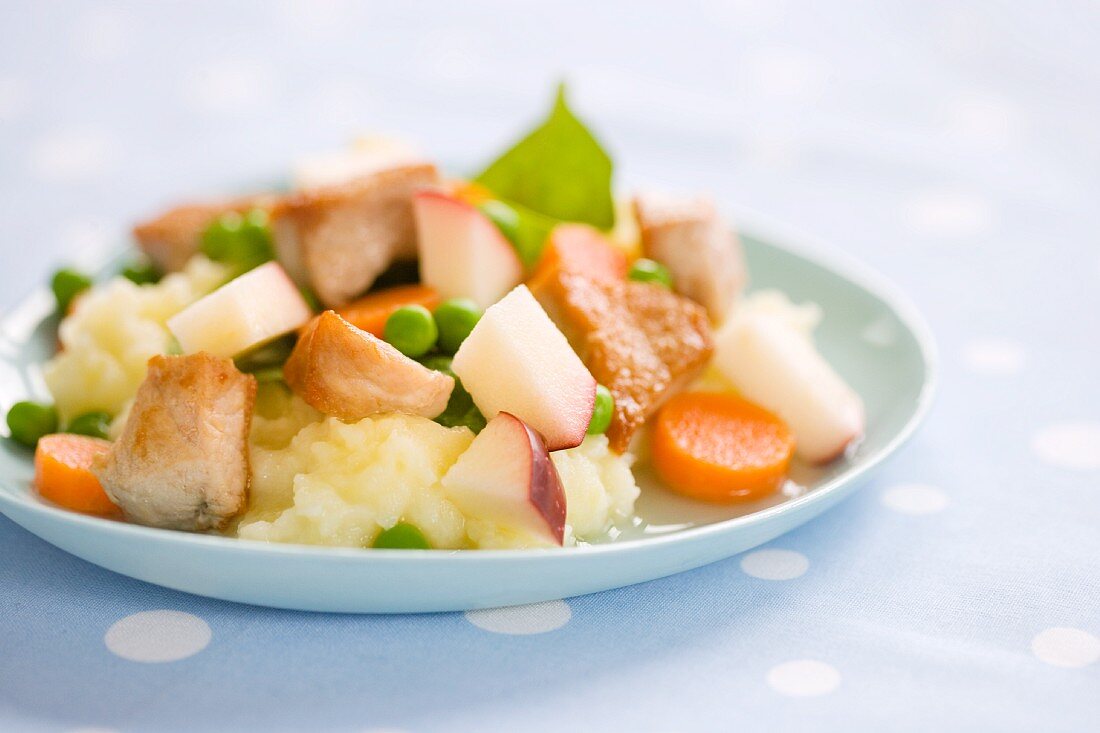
[34,434,118,516]
[329,284,441,338]
[530,224,628,286]
[651,392,795,503]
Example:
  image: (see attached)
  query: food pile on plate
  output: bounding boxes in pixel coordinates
[6,87,863,550]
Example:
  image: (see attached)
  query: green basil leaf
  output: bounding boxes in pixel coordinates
[475,84,614,229]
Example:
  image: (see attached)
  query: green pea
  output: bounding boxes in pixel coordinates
[587,384,614,435]
[240,208,271,243]
[201,209,273,273]
[121,261,161,285]
[66,411,111,440]
[373,522,431,549]
[6,401,58,447]
[416,355,486,434]
[628,258,673,289]
[433,376,487,433]
[201,211,243,261]
[433,298,482,354]
[384,305,438,358]
[419,354,454,374]
[51,268,93,312]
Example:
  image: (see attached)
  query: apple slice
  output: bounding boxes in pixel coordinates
[713,310,865,464]
[451,285,596,451]
[167,261,313,358]
[441,412,566,546]
[414,190,524,308]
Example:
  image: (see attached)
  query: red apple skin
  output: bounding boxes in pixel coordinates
[413,190,524,309]
[509,413,567,545]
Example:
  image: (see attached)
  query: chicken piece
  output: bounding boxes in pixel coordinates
[284,310,454,421]
[633,193,747,323]
[93,353,257,531]
[531,271,713,452]
[270,163,440,307]
[132,196,274,272]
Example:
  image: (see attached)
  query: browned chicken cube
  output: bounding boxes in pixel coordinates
[531,271,714,452]
[634,193,746,322]
[132,196,274,272]
[93,353,257,531]
[285,310,454,421]
[270,163,439,307]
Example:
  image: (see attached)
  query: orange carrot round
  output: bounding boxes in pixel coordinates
[651,392,795,503]
[330,284,441,338]
[34,433,118,516]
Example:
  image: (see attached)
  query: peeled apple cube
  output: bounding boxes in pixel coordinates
[167,262,313,358]
[714,311,864,464]
[442,411,567,546]
[414,190,524,309]
[451,285,596,451]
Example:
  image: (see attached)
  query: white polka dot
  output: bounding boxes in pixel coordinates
[882,483,948,515]
[1031,627,1100,668]
[465,600,572,635]
[183,59,276,115]
[1032,422,1100,471]
[903,189,993,238]
[75,7,135,61]
[962,339,1026,375]
[29,129,118,182]
[743,46,828,101]
[740,549,809,580]
[0,76,26,121]
[767,660,840,697]
[104,610,211,662]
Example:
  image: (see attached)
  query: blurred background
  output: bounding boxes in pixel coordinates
[2,3,1100,732]
[1,1,1098,315]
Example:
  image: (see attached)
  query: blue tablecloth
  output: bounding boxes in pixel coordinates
[1,2,1098,731]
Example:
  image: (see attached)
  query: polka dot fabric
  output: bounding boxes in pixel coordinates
[1,2,1098,732]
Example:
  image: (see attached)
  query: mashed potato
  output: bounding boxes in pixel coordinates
[554,435,638,538]
[44,256,228,421]
[238,413,474,549]
[236,394,640,549]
